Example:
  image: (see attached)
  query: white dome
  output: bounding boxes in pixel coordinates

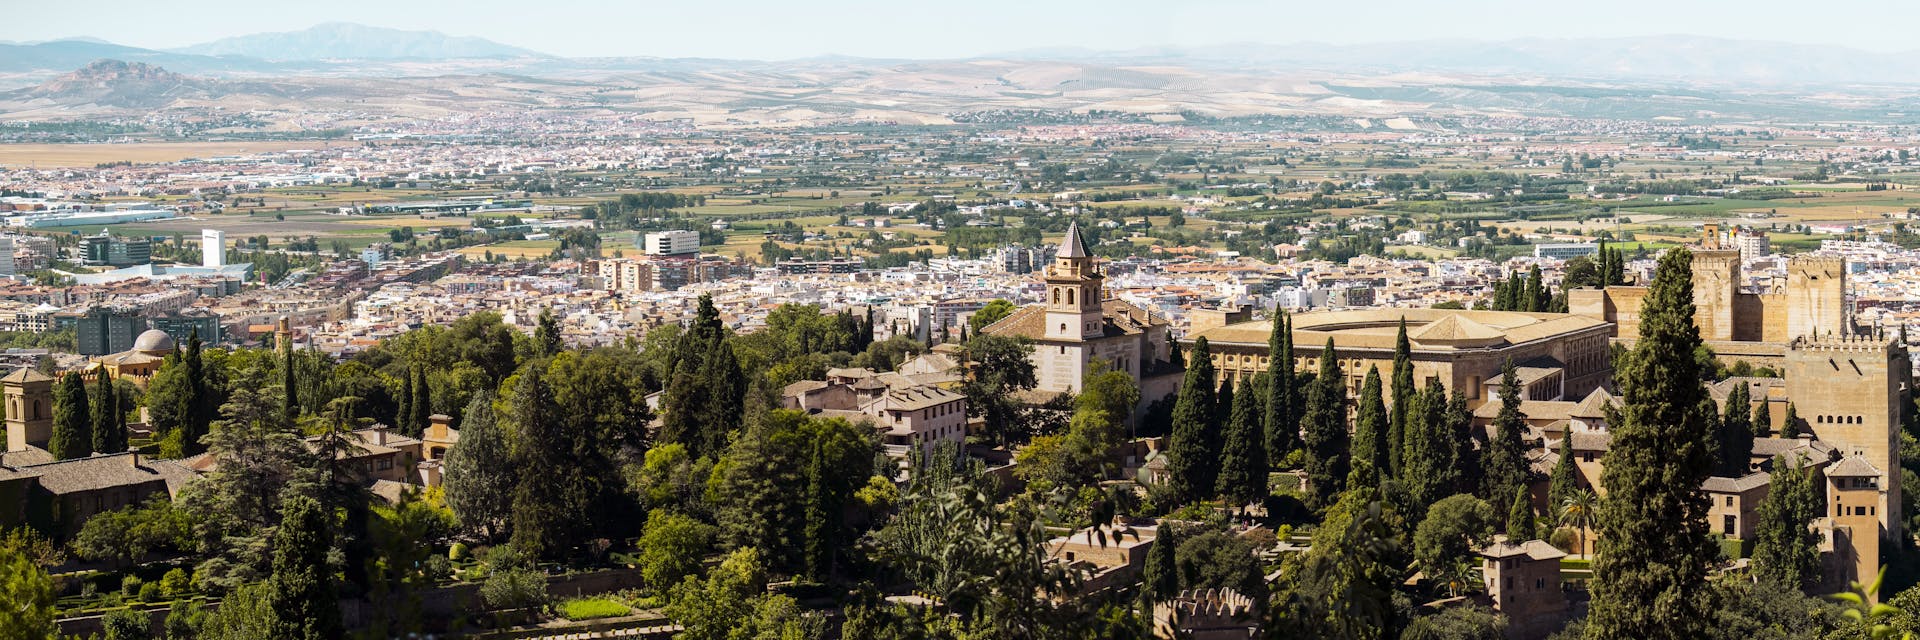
[132,330,175,353]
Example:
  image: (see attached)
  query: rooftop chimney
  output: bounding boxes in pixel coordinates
[127,447,141,469]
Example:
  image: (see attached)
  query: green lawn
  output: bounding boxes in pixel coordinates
[558,597,632,620]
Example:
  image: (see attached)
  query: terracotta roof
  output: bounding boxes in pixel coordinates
[1410,314,1507,346]
[1828,455,1882,478]
[1751,437,1833,463]
[1570,388,1616,419]
[1703,472,1771,493]
[982,299,1166,342]
[0,367,51,383]
[1475,400,1576,421]
[873,386,965,412]
[1188,308,1610,352]
[23,452,196,495]
[1569,432,1612,452]
[1480,539,1566,561]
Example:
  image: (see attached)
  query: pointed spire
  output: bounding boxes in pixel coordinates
[1058,221,1088,258]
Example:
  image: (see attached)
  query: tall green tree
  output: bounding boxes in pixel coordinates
[1143,524,1179,601]
[1484,359,1528,502]
[407,366,430,438]
[268,495,341,640]
[1265,312,1296,466]
[48,371,90,460]
[1388,318,1414,477]
[1547,436,1579,513]
[534,307,563,358]
[659,295,748,458]
[180,330,211,457]
[508,366,577,560]
[1351,366,1389,489]
[1505,484,1536,541]
[1781,403,1801,438]
[0,531,57,639]
[1752,398,1772,437]
[442,390,513,541]
[958,334,1038,447]
[1750,455,1821,591]
[1587,249,1719,640]
[1301,338,1349,508]
[90,367,124,455]
[1217,376,1267,506]
[1718,382,1753,476]
[1400,383,1458,508]
[1166,337,1220,503]
[282,335,299,421]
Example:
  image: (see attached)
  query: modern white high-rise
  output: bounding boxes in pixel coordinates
[201,229,225,268]
[642,230,700,256]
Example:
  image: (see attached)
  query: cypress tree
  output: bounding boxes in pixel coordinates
[535,307,563,358]
[396,367,413,434]
[802,440,832,582]
[1217,376,1266,506]
[180,330,209,456]
[1718,382,1753,476]
[1447,389,1481,497]
[49,372,90,460]
[1214,376,1235,442]
[1548,436,1578,514]
[268,495,341,640]
[1301,338,1349,508]
[1400,383,1456,507]
[1143,525,1179,601]
[1525,265,1546,312]
[282,337,299,421]
[408,366,430,438]
[510,366,576,559]
[1781,403,1801,438]
[1485,359,1529,501]
[1587,249,1719,640]
[1264,313,1295,466]
[91,368,125,455]
[1388,318,1414,477]
[1752,398,1772,438]
[1750,455,1821,590]
[1505,484,1536,541]
[695,337,746,457]
[1166,337,1220,503]
[1351,366,1388,488]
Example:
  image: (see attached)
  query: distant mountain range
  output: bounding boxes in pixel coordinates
[170,22,549,61]
[1,26,1919,87]
[1004,36,1920,85]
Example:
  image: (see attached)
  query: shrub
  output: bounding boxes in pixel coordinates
[101,607,150,640]
[425,556,453,582]
[138,581,162,603]
[449,542,470,561]
[121,576,144,597]
[558,597,631,620]
[480,567,547,611]
[159,568,191,597]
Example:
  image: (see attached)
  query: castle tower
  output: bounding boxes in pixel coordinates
[1690,247,1742,342]
[1828,456,1884,599]
[3,368,54,452]
[1043,222,1104,342]
[1785,334,1904,541]
[1785,255,1848,340]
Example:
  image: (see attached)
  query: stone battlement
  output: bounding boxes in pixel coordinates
[1790,334,1896,353]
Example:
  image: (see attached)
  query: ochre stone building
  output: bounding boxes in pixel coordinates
[1185,308,1613,406]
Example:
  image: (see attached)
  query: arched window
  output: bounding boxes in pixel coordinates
[1052,289,1060,304]
[1067,289,1076,305]
[1060,323,1067,333]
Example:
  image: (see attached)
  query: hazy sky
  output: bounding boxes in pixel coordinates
[10,0,1918,59]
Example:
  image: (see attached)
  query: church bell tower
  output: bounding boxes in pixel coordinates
[1044,222,1104,341]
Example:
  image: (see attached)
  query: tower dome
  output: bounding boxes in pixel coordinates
[132,329,176,354]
